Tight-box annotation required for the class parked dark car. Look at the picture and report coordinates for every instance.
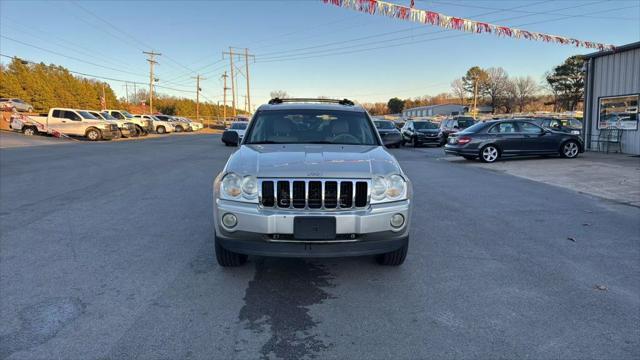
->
[444,119,584,163]
[528,117,583,135]
[438,116,476,146]
[374,120,403,147]
[401,120,441,147]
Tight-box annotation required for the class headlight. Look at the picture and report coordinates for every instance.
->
[219,172,259,202]
[371,174,407,203]
[241,176,258,199]
[221,173,242,198]
[371,176,387,201]
[386,174,406,199]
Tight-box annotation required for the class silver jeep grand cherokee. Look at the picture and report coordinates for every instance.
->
[213,98,412,267]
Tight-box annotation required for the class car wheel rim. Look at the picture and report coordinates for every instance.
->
[564,142,578,157]
[483,147,498,162]
[89,131,97,140]
[24,128,34,135]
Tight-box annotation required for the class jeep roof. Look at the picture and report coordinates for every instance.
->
[256,98,364,113]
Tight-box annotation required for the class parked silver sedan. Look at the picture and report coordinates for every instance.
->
[0,98,34,112]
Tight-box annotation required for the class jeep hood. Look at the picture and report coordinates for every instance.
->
[225,144,403,179]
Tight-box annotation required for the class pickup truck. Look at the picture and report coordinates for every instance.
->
[104,109,153,136]
[133,114,175,134]
[10,108,118,140]
[86,110,137,138]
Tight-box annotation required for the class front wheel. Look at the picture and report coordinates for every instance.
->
[480,145,499,163]
[175,125,183,133]
[157,126,166,134]
[376,242,408,266]
[86,128,101,141]
[412,137,419,148]
[215,238,247,267]
[561,140,580,158]
[23,126,38,136]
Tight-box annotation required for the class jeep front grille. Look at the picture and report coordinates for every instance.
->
[259,179,369,210]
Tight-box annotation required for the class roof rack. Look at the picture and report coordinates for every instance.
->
[268,98,355,106]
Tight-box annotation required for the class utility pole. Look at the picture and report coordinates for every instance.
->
[143,50,161,113]
[124,83,130,104]
[133,82,137,103]
[221,71,229,122]
[223,48,237,117]
[472,75,479,117]
[191,74,206,120]
[243,48,255,114]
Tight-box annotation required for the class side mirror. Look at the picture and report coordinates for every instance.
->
[222,130,239,146]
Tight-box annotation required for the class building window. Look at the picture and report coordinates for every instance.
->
[598,94,639,130]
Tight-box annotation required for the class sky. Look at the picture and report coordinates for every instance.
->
[1,0,639,111]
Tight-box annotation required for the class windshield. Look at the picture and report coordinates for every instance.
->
[414,122,438,130]
[121,111,134,119]
[100,112,116,120]
[374,121,396,129]
[230,122,247,130]
[457,119,476,128]
[245,109,378,145]
[78,111,98,120]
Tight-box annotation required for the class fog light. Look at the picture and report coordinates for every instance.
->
[390,213,405,228]
[222,213,237,228]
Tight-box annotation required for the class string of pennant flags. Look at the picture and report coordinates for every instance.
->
[322,0,615,51]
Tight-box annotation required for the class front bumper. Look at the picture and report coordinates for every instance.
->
[416,135,441,144]
[214,199,411,257]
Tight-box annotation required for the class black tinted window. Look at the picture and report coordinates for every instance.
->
[52,109,63,118]
[230,122,247,130]
[518,122,543,133]
[489,122,517,133]
[374,121,395,129]
[63,111,81,121]
[414,122,438,130]
[246,109,378,145]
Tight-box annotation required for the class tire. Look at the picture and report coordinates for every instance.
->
[215,237,247,267]
[480,145,500,163]
[86,128,101,141]
[23,126,38,136]
[560,140,580,158]
[462,155,476,160]
[157,126,166,134]
[136,125,147,136]
[376,241,408,266]
[412,137,419,148]
[175,125,183,133]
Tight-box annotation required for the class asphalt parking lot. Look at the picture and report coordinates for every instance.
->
[1,134,638,360]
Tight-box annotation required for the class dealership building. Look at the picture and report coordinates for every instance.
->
[402,104,493,118]
[583,41,640,155]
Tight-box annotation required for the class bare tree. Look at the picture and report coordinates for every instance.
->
[450,78,467,105]
[481,67,510,113]
[512,76,538,112]
[269,90,289,99]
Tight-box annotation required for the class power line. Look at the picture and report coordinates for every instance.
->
[1,19,136,71]
[0,35,148,79]
[256,1,623,63]
[429,0,639,21]
[68,0,198,76]
[0,53,196,95]
[254,0,557,58]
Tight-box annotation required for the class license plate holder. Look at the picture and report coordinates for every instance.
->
[294,217,336,240]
